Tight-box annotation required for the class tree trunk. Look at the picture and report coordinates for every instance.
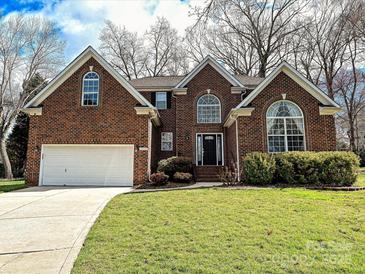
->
[0,138,13,179]
[258,63,266,78]
[348,120,357,152]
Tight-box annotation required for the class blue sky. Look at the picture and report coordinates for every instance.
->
[0,0,195,62]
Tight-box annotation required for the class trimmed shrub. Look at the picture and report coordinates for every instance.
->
[319,152,359,186]
[274,151,359,186]
[157,157,192,177]
[273,152,322,185]
[243,151,359,186]
[173,172,193,183]
[149,172,169,186]
[243,152,276,185]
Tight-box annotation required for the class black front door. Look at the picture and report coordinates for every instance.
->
[203,135,217,165]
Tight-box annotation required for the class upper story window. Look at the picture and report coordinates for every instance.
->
[266,100,305,152]
[82,72,99,106]
[155,92,167,109]
[197,94,221,123]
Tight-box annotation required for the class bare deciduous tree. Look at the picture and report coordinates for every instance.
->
[165,48,190,76]
[290,26,323,85]
[205,26,259,75]
[185,23,259,75]
[191,0,309,77]
[0,14,64,178]
[334,38,365,151]
[184,26,207,65]
[99,20,146,80]
[303,0,354,98]
[145,17,188,76]
[100,17,189,78]
[346,0,365,42]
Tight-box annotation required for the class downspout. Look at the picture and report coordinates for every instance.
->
[235,119,240,181]
[147,119,152,181]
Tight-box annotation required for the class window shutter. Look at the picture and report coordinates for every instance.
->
[151,92,156,106]
[167,92,172,109]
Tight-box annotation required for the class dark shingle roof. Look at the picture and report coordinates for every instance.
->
[129,74,263,89]
[129,76,185,88]
[234,75,263,87]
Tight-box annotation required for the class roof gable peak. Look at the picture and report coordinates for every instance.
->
[174,55,244,88]
[24,46,153,108]
[235,61,340,109]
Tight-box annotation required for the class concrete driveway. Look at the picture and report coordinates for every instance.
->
[0,186,131,274]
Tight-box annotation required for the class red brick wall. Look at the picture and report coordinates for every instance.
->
[26,57,150,186]
[175,64,241,163]
[225,121,238,168]
[237,72,336,156]
[141,91,176,167]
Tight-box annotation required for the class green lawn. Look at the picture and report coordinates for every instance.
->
[73,188,365,273]
[0,180,26,193]
[354,173,365,187]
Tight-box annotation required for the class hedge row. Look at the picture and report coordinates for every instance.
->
[243,151,359,186]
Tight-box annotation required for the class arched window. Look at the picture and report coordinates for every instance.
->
[82,72,99,106]
[266,100,305,152]
[197,94,221,123]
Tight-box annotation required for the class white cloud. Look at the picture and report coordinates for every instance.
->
[26,0,202,61]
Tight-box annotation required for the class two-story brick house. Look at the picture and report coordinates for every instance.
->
[22,46,340,186]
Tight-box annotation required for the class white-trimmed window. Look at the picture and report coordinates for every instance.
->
[267,100,305,152]
[82,72,99,106]
[161,132,173,151]
[197,94,221,123]
[156,92,167,109]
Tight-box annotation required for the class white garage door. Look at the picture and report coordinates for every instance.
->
[41,145,134,186]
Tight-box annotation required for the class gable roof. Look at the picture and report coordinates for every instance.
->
[174,55,245,88]
[234,75,263,88]
[130,76,185,89]
[236,61,340,109]
[129,74,263,90]
[24,46,153,108]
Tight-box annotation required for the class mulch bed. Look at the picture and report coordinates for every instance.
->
[0,178,24,182]
[135,181,365,192]
[220,183,365,191]
[306,186,365,191]
[136,181,195,190]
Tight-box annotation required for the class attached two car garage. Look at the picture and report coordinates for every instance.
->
[40,145,134,187]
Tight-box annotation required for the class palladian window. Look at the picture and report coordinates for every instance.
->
[197,94,221,123]
[266,100,305,152]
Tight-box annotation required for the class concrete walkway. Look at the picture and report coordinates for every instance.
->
[0,186,130,274]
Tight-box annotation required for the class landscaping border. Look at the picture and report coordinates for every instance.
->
[306,186,365,191]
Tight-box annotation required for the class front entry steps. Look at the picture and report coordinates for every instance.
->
[194,166,222,182]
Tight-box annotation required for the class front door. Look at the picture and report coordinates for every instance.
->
[196,133,223,166]
[203,135,217,165]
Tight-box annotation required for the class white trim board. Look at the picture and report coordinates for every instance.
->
[235,61,340,109]
[175,55,245,89]
[24,46,153,108]
[223,107,255,128]
[235,120,240,181]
